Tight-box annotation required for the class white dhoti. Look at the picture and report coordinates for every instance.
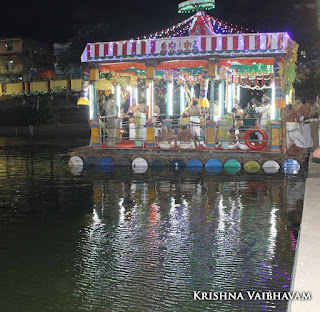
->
[158,141,174,149]
[301,122,313,149]
[140,113,147,141]
[190,116,201,139]
[237,142,249,150]
[286,122,304,149]
[177,141,196,149]
[134,113,147,141]
[129,123,136,140]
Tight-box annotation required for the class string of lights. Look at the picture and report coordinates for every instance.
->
[134,15,194,40]
[209,15,257,34]
[130,11,257,40]
[2,88,69,97]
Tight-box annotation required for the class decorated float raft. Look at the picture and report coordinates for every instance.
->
[70,1,307,172]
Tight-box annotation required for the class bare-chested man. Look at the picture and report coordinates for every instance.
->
[153,103,160,123]
[157,126,175,149]
[188,100,201,139]
[176,125,198,149]
[285,104,304,150]
[137,99,149,114]
[299,97,313,149]
[135,99,149,141]
[125,99,138,117]
[103,94,118,147]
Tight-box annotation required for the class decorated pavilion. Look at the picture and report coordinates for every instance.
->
[77,0,298,153]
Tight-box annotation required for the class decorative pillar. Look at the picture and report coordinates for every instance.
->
[273,60,286,121]
[271,122,281,151]
[198,69,209,108]
[166,82,173,118]
[145,61,158,120]
[219,80,225,118]
[206,120,217,147]
[164,70,173,119]
[89,68,101,147]
[208,61,218,121]
[179,84,185,117]
[92,80,98,120]
[115,83,121,117]
[146,120,155,147]
[209,78,215,120]
[146,79,154,121]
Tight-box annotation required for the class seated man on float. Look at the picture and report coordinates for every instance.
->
[176,125,198,149]
[156,126,176,149]
[237,128,250,150]
[228,129,238,149]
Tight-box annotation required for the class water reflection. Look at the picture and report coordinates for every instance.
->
[0,142,306,312]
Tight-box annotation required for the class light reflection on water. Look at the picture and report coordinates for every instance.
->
[0,141,305,312]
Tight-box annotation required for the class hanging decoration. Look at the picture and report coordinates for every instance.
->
[198,69,210,107]
[129,11,256,40]
[273,61,286,108]
[77,66,90,106]
[189,12,214,35]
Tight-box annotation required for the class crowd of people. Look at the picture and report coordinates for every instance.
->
[286,96,319,152]
[97,91,320,152]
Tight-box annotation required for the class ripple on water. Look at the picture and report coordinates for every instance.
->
[0,143,306,312]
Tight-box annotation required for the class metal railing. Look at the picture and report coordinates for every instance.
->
[98,114,280,151]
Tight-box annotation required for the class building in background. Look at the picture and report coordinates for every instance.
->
[291,0,320,67]
[53,42,82,78]
[0,38,54,82]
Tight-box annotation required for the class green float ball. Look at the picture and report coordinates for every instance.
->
[224,159,241,175]
[244,161,261,174]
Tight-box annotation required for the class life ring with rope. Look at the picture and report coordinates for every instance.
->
[244,127,268,150]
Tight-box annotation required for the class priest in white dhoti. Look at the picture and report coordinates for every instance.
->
[286,104,304,149]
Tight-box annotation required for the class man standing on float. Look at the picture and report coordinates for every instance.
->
[104,94,118,147]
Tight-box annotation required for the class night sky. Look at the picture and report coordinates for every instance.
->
[0,0,314,44]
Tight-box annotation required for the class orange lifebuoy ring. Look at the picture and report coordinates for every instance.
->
[244,127,268,150]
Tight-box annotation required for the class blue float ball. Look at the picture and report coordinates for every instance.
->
[205,159,223,169]
[186,159,203,168]
[100,157,114,166]
[169,159,186,169]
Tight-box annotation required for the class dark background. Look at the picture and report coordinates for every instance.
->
[0,0,316,43]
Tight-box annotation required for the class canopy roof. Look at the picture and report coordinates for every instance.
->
[81,32,291,64]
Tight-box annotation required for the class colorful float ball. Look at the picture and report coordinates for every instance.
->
[205,159,223,169]
[169,159,186,170]
[132,157,148,173]
[205,159,223,174]
[186,159,203,168]
[244,161,261,174]
[224,159,241,175]
[262,160,280,174]
[69,156,83,169]
[100,157,114,166]
[69,156,83,175]
[282,159,300,174]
